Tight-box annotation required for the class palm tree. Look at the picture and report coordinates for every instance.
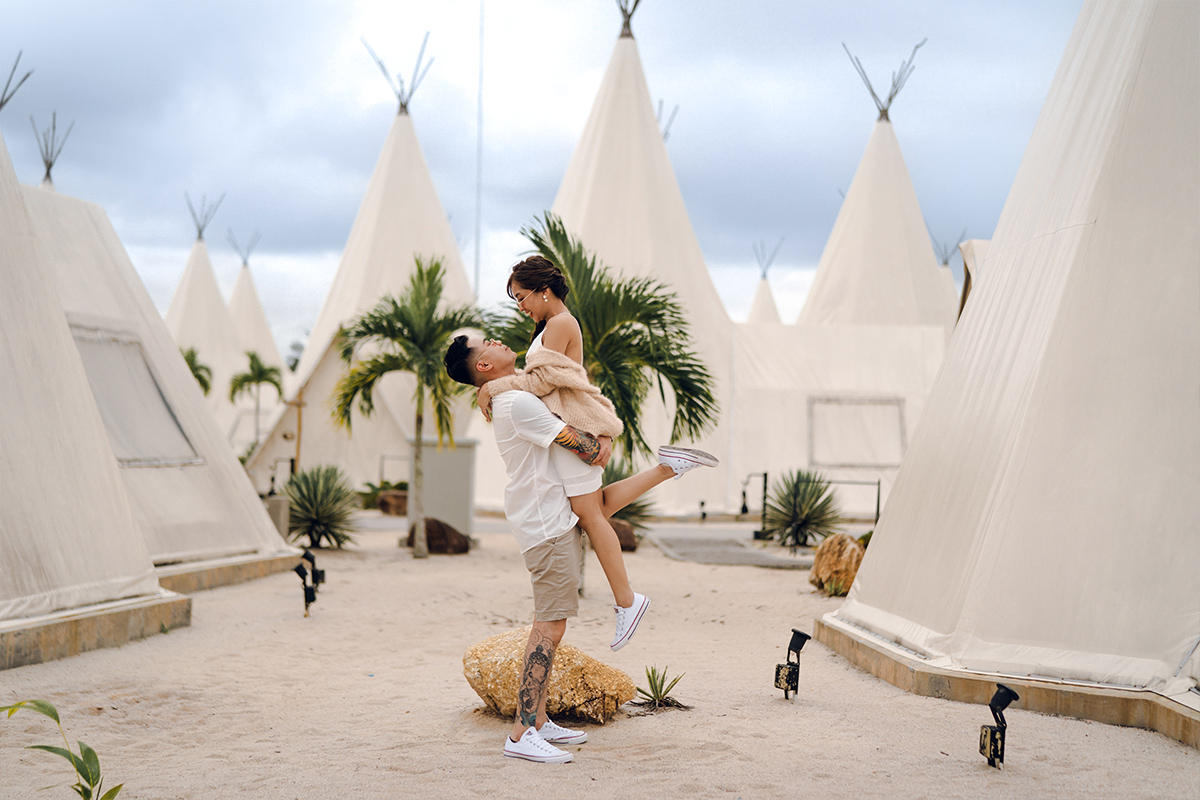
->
[229,351,284,448]
[181,347,212,396]
[487,213,718,458]
[332,257,481,558]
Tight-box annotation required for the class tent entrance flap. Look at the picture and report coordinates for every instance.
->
[72,329,201,467]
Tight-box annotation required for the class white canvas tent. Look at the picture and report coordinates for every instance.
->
[0,119,165,625]
[797,44,956,332]
[165,197,248,449]
[475,3,736,515]
[247,48,474,495]
[21,182,295,571]
[226,231,286,449]
[746,277,782,324]
[827,0,1199,705]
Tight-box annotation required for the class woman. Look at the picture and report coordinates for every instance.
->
[479,255,718,650]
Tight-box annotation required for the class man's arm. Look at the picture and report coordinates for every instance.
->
[553,424,611,468]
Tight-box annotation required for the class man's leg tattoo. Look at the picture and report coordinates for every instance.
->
[517,629,557,730]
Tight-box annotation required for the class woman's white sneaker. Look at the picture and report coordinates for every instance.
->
[537,719,588,745]
[503,727,573,763]
[611,592,651,651]
[657,446,719,479]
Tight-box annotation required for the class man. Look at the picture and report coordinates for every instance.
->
[445,334,712,763]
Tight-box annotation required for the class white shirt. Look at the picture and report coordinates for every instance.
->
[490,390,579,553]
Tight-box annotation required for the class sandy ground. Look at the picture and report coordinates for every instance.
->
[1,513,1197,799]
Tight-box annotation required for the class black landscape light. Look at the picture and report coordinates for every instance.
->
[775,628,811,699]
[302,550,325,591]
[979,684,1020,769]
[293,563,316,617]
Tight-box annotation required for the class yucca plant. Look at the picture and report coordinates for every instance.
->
[763,469,842,550]
[634,666,690,710]
[285,465,358,549]
[2,699,123,799]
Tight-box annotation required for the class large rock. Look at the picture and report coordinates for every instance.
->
[611,518,639,552]
[809,533,865,595]
[407,518,470,554]
[463,627,635,723]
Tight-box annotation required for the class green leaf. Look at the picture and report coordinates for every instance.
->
[100,785,124,800]
[27,743,78,765]
[78,740,101,786]
[2,698,61,723]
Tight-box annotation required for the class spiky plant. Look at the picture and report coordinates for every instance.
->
[180,347,211,396]
[763,469,842,550]
[285,465,358,549]
[486,213,718,459]
[634,666,690,710]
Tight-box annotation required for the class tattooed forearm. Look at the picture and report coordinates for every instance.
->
[554,425,601,465]
[516,629,557,729]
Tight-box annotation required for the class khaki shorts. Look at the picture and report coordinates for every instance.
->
[522,526,583,621]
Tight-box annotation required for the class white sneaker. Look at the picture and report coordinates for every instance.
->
[611,592,651,651]
[538,719,588,745]
[657,446,719,480]
[503,727,573,763]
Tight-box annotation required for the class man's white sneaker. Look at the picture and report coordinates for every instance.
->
[538,719,588,745]
[657,446,719,480]
[503,727,573,763]
[611,592,651,651]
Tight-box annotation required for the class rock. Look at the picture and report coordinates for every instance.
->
[611,518,639,552]
[377,490,407,516]
[463,627,635,723]
[809,533,865,596]
[407,518,470,554]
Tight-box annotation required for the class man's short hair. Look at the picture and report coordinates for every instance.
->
[444,335,479,386]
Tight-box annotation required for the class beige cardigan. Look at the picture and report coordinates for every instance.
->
[487,347,624,438]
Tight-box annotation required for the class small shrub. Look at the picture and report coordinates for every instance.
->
[763,469,842,550]
[603,458,654,533]
[2,699,123,799]
[358,480,409,510]
[285,465,358,549]
[632,666,691,711]
[825,578,849,597]
[858,530,873,549]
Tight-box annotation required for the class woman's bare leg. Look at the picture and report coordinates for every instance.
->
[568,490,634,608]
[599,464,675,518]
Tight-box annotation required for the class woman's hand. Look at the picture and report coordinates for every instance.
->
[477,383,493,422]
[594,435,613,469]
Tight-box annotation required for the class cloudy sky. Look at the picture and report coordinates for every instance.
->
[2,0,1081,352]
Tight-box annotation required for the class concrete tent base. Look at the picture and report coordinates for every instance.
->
[814,613,1200,750]
[0,592,191,671]
[156,551,301,595]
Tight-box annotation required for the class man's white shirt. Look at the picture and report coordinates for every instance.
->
[490,391,579,553]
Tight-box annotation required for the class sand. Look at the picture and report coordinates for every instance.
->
[2,513,1196,799]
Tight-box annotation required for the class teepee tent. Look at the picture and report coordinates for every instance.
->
[226,230,286,449]
[511,0,735,514]
[956,238,990,318]
[826,0,1199,713]
[746,239,783,324]
[21,179,295,574]
[797,42,956,331]
[0,73,170,637]
[247,37,474,494]
[165,194,246,446]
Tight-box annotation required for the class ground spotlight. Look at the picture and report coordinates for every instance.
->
[293,563,316,617]
[775,628,811,699]
[980,683,1020,769]
[302,550,325,591]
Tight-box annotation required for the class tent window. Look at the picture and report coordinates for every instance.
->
[72,332,200,467]
[808,398,906,469]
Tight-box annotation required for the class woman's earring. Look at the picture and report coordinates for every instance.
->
[542,294,548,302]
